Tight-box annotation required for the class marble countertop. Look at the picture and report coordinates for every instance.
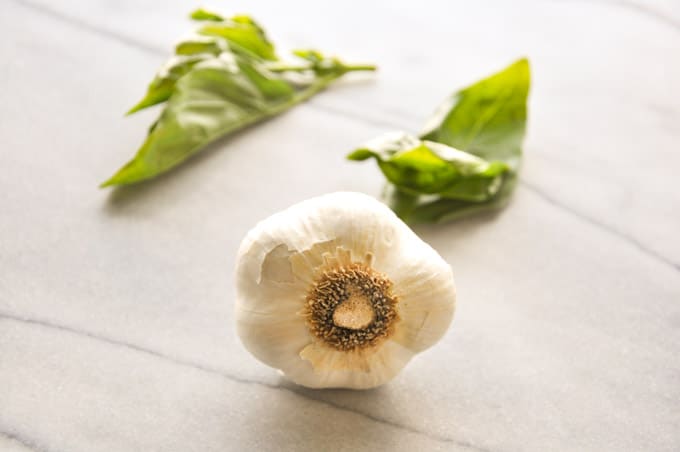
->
[2,1,679,451]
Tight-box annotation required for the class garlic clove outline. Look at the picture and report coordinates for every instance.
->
[235,192,456,389]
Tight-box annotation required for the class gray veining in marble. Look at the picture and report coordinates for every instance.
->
[1,1,679,451]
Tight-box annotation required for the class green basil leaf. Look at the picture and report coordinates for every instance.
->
[103,11,375,187]
[292,49,325,64]
[384,173,518,224]
[103,56,294,187]
[420,58,530,170]
[190,8,225,22]
[292,49,376,75]
[347,58,530,223]
[197,15,277,61]
[349,132,508,202]
[175,35,225,56]
[126,54,210,114]
[129,12,279,115]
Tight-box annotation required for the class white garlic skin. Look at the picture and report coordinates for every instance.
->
[235,192,455,389]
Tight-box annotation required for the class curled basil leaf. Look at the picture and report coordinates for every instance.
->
[382,174,518,224]
[348,132,508,202]
[348,58,530,223]
[102,9,375,187]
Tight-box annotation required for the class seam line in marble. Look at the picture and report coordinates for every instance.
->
[592,0,680,32]
[308,102,417,130]
[0,312,487,451]
[285,388,489,452]
[0,430,43,452]
[12,0,166,56]
[519,181,680,271]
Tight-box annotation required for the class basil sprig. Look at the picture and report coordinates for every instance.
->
[102,9,375,187]
[348,59,530,223]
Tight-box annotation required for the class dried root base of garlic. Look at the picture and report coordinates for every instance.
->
[234,192,456,389]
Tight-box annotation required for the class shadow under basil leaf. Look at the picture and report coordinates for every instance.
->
[384,172,518,226]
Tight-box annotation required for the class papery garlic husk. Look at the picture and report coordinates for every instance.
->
[235,192,456,389]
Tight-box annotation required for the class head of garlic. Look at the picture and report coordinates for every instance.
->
[235,192,456,389]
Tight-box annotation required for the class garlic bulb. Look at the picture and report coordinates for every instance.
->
[235,192,456,389]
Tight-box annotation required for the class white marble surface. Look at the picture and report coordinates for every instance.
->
[1,0,679,451]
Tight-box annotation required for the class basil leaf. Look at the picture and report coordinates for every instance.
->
[127,12,280,116]
[292,49,376,75]
[383,173,518,224]
[348,132,508,202]
[126,54,209,114]
[196,15,277,61]
[104,57,295,187]
[347,58,529,223]
[190,9,225,21]
[103,11,375,187]
[421,58,530,170]
[175,35,225,56]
